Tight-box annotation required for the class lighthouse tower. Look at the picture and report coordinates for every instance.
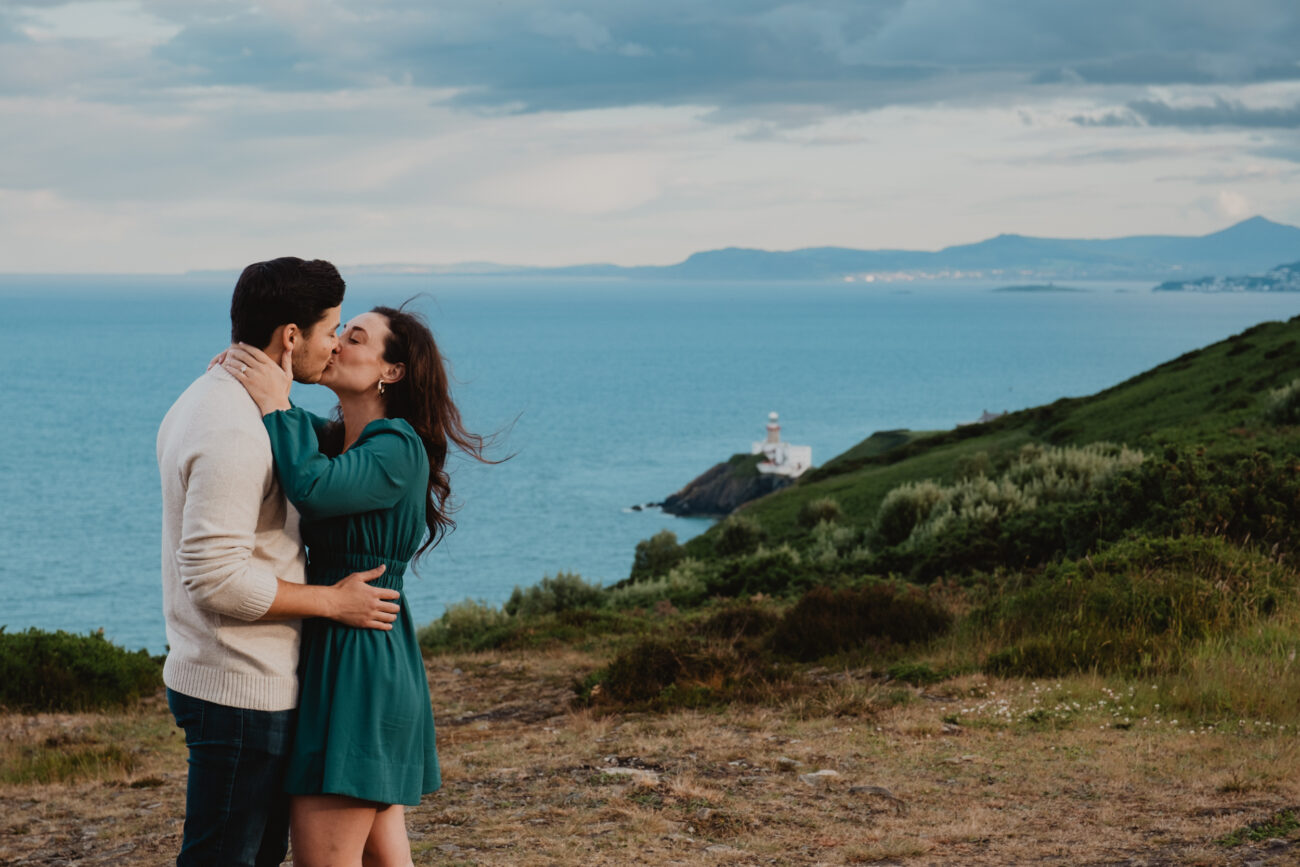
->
[751,411,813,478]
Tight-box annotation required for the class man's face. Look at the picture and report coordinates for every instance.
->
[290,305,341,384]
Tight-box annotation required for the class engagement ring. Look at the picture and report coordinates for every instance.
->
[240,364,248,374]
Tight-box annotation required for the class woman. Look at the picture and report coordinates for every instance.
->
[222,303,490,866]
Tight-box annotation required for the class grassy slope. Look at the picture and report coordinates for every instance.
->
[685,315,1300,553]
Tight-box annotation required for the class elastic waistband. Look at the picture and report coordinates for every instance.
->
[308,553,405,579]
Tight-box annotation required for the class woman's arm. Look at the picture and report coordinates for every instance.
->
[262,410,423,520]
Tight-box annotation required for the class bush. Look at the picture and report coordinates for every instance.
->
[699,602,781,639]
[581,633,788,710]
[874,481,945,547]
[886,660,943,686]
[1266,378,1300,425]
[599,639,686,703]
[0,628,161,712]
[418,600,514,653]
[1003,442,1144,504]
[714,515,766,558]
[798,497,843,528]
[769,583,953,662]
[504,572,605,618]
[874,443,1145,558]
[707,545,818,597]
[806,520,871,567]
[607,559,710,610]
[980,535,1295,677]
[629,530,686,582]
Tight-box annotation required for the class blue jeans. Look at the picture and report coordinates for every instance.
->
[167,689,295,867]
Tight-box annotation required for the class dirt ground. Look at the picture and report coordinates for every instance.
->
[2,650,1298,866]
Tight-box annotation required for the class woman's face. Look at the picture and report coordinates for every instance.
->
[319,311,397,396]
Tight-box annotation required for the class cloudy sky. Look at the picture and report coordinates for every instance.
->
[3,0,1300,272]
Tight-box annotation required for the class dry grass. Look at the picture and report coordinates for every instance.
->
[2,650,1299,865]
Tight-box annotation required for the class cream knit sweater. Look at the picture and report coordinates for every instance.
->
[157,365,307,711]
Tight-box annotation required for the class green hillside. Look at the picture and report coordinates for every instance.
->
[689,315,1300,553]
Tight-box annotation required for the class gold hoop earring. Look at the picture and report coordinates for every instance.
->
[377,380,386,396]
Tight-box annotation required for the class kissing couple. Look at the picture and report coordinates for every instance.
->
[158,257,493,866]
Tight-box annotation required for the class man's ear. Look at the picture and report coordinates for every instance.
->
[281,324,299,355]
[384,362,406,385]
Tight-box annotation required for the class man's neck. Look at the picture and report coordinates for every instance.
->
[262,344,287,367]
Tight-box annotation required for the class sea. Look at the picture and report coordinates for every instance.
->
[3,275,1298,653]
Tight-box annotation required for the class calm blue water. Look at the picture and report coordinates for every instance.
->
[2,275,1298,652]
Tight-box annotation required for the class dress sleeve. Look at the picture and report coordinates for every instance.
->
[262,408,423,521]
[305,410,332,437]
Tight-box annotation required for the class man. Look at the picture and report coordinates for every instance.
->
[158,257,400,867]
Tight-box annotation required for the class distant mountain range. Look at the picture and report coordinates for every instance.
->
[1156,259,1300,292]
[339,216,1300,283]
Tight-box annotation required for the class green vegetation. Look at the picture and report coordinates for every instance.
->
[1,742,139,785]
[0,628,161,713]
[629,529,686,582]
[1218,809,1300,847]
[980,536,1292,677]
[725,452,765,479]
[713,514,766,558]
[422,314,1300,724]
[768,582,952,662]
[797,496,842,528]
[1266,377,1300,425]
[504,572,605,618]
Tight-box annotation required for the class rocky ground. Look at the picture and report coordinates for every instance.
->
[2,650,1299,866]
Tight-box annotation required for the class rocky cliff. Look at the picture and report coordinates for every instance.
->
[659,453,794,517]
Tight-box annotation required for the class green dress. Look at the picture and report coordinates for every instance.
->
[263,407,440,806]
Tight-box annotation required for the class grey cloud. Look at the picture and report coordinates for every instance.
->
[1071,98,1300,130]
[1129,97,1300,128]
[5,0,1300,116]
[1009,145,1201,166]
[1071,111,1142,127]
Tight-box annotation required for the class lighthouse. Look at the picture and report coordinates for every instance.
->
[751,412,812,478]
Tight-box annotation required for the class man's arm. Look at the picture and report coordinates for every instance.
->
[259,568,400,631]
[176,428,398,628]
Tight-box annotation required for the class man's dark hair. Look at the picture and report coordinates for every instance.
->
[229,257,346,347]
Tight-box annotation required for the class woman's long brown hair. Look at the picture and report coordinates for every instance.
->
[320,301,499,559]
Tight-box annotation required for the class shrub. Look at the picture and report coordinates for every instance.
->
[980,535,1295,677]
[886,660,943,686]
[599,639,686,703]
[707,545,817,597]
[418,600,514,653]
[504,572,605,618]
[769,583,953,662]
[1265,377,1300,425]
[0,628,161,712]
[1003,442,1144,504]
[806,520,871,567]
[953,450,994,481]
[714,515,766,558]
[507,609,645,648]
[798,497,843,528]
[699,602,781,639]
[874,481,945,547]
[629,530,685,582]
[581,634,788,710]
[607,559,710,610]
[876,443,1145,558]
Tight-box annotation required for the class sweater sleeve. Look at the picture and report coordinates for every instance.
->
[262,408,422,521]
[174,426,280,621]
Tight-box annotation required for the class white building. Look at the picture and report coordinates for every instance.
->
[751,412,812,477]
